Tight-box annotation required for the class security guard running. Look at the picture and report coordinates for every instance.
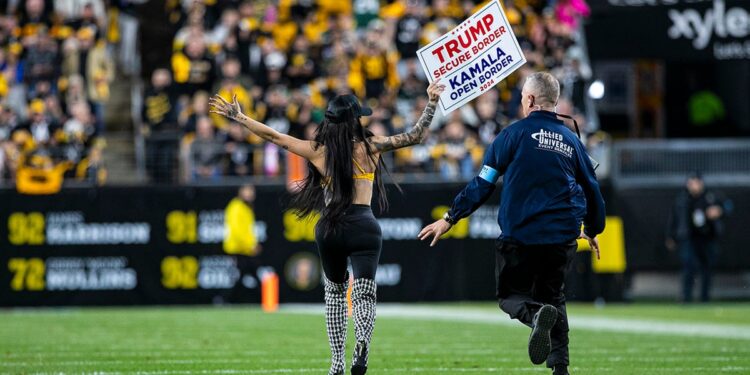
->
[419,72,606,375]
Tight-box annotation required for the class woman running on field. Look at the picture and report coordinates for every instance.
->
[210,81,445,375]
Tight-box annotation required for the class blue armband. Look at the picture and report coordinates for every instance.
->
[478,165,499,183]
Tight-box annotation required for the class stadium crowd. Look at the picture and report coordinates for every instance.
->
[142,0,595,183]
[0,0,129,191]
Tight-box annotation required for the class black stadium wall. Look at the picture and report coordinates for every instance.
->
[1,183,748,306]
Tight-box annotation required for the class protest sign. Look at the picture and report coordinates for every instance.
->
[417,0,527,114]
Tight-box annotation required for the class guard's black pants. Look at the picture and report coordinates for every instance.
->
[496,239,578,368]
[315,205,382,283]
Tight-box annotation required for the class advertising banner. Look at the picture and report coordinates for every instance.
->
[417,0,526,113]
[8,183,749,306]
[587,0,750,60]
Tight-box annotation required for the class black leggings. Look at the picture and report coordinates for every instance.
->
[315,205,382,283]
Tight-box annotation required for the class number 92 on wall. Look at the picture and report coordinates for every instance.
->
[160,256,243,290]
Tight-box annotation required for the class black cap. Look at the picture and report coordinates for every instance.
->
[326,94,372,122]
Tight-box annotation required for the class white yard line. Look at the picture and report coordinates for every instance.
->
[283,304,750,340]
[26,367,750,375]
[28,370,326,375]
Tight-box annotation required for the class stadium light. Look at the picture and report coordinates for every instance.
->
[588,80,605,100]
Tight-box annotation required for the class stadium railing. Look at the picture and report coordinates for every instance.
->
[612,139,750,188]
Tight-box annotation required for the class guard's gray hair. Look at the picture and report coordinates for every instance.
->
[524,72,560,107]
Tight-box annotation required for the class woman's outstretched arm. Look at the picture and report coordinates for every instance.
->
[368,80,445,153]
[209,94,321,161]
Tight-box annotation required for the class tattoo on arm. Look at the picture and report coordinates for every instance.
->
[373,102,436,152]
[226,106,239,121]
[235,113,291,150]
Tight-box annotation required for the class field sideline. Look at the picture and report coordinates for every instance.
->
[1,303,749,374]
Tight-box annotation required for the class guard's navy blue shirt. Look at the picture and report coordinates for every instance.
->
[448,110,605,245]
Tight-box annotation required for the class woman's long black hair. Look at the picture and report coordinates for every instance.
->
[288,96,395,236]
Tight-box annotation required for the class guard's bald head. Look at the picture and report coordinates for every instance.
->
[523,72,560,107]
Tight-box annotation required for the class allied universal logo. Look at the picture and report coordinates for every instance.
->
[531,129,573,158]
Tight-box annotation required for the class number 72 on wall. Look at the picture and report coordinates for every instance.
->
[7,258,46,291]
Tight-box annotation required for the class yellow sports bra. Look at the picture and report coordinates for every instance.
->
[352,159,375,181]
[321,159,375,186]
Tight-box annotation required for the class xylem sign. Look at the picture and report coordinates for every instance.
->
[668,0,750,49]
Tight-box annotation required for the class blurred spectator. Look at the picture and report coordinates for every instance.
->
[475,90,508,145]
[394,0,425,68]
[285,35,317,89]
[23,34,58,91]
[262,50,287,89]
[556,97,586,139]
[212,57,253,130]
[208,7,240,48]
[258,85,291,176]
[224,122,256,177]
[55,0,107,25]
[396,59,428,118]
[16,99,57,146]
[189,116,223,181]
[142,68,180,183]
[64,74,87,109]
[142,69,176,134]
[350,29,399,99]
[172,38,215,95]
[558,57,588,114]
[666,173,731,303]
[0,104,17,184]
[84,32,114,134]
[113,0,141,76]
[288,89,316,138]
[75,143,106,185]
[0,104,19,140]
[431,120,482,180]
[179,91,210,134]
[63,101,94,140]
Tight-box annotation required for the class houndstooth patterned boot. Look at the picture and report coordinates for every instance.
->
[351,278,377,375]
[324,276,349,375]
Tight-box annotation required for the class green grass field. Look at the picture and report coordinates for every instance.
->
[2,303,750,374]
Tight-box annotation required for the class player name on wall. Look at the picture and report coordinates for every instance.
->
[0,185,506,306]
[417,0,526,113]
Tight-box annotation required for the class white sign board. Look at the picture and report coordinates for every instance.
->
[417,0,527,114]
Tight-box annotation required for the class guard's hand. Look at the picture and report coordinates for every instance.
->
[426,79,446,103]
[579,230,600,260]
[418,219,452,247]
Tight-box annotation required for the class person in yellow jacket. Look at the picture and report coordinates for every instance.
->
[223,184,260,256]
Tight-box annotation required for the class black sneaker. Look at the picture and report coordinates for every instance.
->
[552,365,569,375]
[528,305,558,365]
[351,341,368,375]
